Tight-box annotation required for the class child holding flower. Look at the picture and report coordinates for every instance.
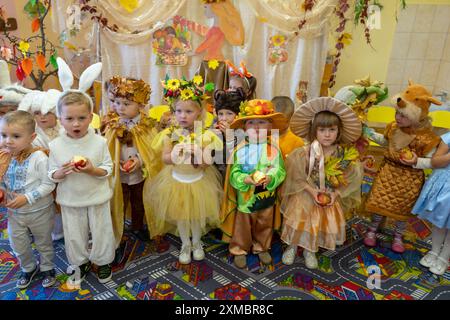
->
[145,76,223,264]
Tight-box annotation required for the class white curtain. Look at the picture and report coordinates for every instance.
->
[51,0,337,113]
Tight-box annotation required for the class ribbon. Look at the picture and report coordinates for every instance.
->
[307,140,325,191]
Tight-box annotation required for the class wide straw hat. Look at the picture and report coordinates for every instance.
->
[230,99,288,130]
[290,97,362,143]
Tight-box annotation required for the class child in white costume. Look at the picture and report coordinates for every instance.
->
[48,58,115,285]
[18,89,64,241]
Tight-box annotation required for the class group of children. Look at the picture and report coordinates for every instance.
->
[0,57,448,292]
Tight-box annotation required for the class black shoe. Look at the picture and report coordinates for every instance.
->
[97,264,112,283]
[114,242,128,265]
[41,269,56,288]
[66,262,91,287]
[132,229,150,242]
[16,266,39,289]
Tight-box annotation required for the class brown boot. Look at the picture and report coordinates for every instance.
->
[258,251,272,265]
[234,255,247,269]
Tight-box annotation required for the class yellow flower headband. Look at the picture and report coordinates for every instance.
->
[109,76,151,105]
[162,75,214,106]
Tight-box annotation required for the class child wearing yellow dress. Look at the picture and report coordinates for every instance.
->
[145,76,223,264]
[281,97,363,268]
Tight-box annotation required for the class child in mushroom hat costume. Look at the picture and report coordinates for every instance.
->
[220,99,287,269]
[280,97,363,268]
[363,81,442,253]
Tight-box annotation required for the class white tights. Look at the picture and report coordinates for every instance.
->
[177,221,202,247]
[431,226,450,262]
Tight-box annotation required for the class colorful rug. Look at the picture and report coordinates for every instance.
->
[0,206,449,300]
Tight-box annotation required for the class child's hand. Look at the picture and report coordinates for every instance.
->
[244,175,257,185]
[257,175,272,189]
[53,161,76,180]
[399,152,418,166]
[120,157,140,174]
[325,192,338,207]
[6,193,28,209]
[75,158,95,175]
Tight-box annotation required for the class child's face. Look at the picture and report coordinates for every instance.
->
[59,103,93,139]
[316,125,339,147]
[115,97,142,120]
[395,111,414,128]
[174,100,202,129]
[217,109,237,124]
[245,119,272,142]
[0,105,18,118]
[107,89,118,112]
[229,78,247,95]
[0,122,36,156]
[33,111,57,130]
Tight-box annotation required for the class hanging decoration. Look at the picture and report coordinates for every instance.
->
[152,16,192,66]
[2,0,59,89]
[119,0,139,13]
[268,34,288,65]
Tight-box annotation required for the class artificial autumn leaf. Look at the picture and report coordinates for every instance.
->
[204,82,215,92]
[31,18,40,32]
[24,0,46,18]
[49,54,58,69]
[16,64,26,81]
[36,53,46,71]
[18,41,30,55]
[119,0,139,13]
[21,58,33,76]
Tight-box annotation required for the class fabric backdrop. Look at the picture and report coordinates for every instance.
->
[51,0,337,114]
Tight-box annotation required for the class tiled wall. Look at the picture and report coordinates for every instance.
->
[385,4,450,104]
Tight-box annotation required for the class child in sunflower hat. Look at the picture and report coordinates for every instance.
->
[280,97,363,268]
[102,76,158,264]
[145,75,224,265]
[220,99,287,269]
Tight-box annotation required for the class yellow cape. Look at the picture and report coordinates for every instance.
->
[219,141,283,243]
[104,112,159,246]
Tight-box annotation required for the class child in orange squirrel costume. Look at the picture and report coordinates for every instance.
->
[363,81,442,253]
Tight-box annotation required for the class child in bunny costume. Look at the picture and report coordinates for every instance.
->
[48,58,115,285]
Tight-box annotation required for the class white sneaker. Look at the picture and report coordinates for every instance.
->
[179,244,191,264]
[419,251,438,268]
[282,245,296,265]
[303,250,318,269]
[192,242,205,261]
[429,256,449,276]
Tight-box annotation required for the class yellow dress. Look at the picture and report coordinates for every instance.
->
[280,146,362,252]
[144,129,224,236]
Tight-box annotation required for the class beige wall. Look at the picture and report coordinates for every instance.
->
[332,0,450,98]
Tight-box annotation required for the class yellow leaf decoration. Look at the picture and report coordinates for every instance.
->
[340,33,353,46]
[208,59,219,70]
[193,75,203,86]
[119,0,139,13]
[18,41,30,55]
[343,146,359,161]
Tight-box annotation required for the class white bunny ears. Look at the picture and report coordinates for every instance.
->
[0,59,32,106]
[18,89,61,115]
[56,57,102,116]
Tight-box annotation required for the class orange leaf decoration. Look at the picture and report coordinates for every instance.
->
[31,18,40,33]
[21,58,33,76]
[36,53,46,72]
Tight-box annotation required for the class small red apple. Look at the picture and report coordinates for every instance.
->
[72,156,87,169]
[0,189,4,203]
[122,159,135,173]
[317,192,331,206]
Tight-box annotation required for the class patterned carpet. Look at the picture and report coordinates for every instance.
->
[0,207,449,300]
